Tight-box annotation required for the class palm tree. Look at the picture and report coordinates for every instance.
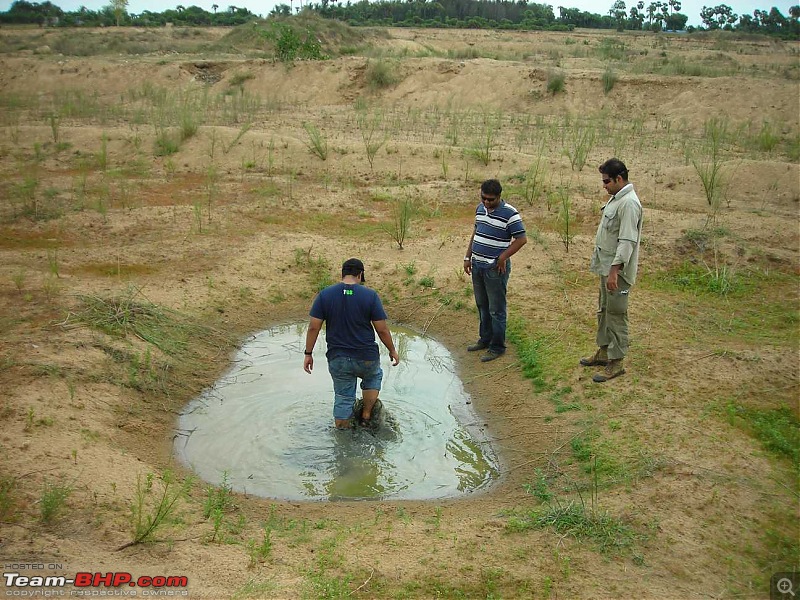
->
[212,3,218,12]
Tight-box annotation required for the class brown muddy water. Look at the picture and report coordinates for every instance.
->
[174,323,500,501]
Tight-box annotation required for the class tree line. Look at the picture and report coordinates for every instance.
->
[1,0,798,37]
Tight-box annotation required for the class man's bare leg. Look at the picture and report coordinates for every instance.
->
[334,418,352,429]
[361,389,379,421]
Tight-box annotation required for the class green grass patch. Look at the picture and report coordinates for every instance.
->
[71,288,217,356]
[725,402,800,471]
[507,316,549,392]
[506,500,638,555]
[652,262,746,296]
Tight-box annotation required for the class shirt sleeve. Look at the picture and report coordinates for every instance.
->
[613,240,635,266]
[370,291,388,322]
[309,293,325,320]
[617,201,641,243]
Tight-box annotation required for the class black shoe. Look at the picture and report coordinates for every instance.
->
[480,351,503,362]
[467,341,489,352]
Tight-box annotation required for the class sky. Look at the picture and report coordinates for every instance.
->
[0,0,789,27]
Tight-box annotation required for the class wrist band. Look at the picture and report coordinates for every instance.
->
[304,350,313,356]
[464,257,470,261]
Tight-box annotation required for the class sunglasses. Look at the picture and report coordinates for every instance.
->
[480,194,500,202]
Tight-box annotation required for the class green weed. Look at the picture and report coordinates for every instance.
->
[507,500,636,554]
[602,67,617,94]
[303,122,328,161]
[725,403,799,470]
[246,527,273,567]
[71,287,220,356]
[365,58,399,90]
[383,197,415,250]
[40,479,72,523]
[546,70,565,95]
[507,317,549,392]
[124,470,192,550]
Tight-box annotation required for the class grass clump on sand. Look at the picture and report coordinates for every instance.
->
[506,498,639,556]
[68,287,220,357]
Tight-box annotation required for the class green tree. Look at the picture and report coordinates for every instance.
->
[110,0,127,25]
[700,3,738,29]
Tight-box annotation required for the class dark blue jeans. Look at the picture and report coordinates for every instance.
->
[471,261,511,354]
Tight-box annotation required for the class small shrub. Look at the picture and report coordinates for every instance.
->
[752,121,780,154]
[602,68,617,94]
[123,470,192,550]
[546,70,565,95]
[246,527,272,567]
[384,197,415,250]
[40,480,72,523]
[303,122,328,161]
[366,59,399,90]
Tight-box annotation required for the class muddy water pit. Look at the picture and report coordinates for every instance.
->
[175,323,500,501]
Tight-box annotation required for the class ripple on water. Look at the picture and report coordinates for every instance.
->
[175,323,499,501]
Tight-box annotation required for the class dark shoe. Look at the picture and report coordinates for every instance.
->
[480,351,503,362]
[592,359,625,383]
[580,346,609,367]
[467,341,489,352]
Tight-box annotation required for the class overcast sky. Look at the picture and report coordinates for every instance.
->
[0,0,789,27]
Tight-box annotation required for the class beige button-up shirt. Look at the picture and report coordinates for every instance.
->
[590,184,643,285]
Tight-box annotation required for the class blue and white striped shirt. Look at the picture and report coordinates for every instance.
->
[471,201,526,267]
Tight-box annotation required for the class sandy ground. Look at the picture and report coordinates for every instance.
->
[0,24,798,600]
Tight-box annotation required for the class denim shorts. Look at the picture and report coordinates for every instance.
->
[327,356,383,420]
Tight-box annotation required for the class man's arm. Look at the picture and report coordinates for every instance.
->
[372,320,400,366]
[463,227,476,275]
[608,201,641,291]
[496,235,527,274]
[303,317,324,374]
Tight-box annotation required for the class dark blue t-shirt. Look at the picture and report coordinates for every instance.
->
[309,283,388,361]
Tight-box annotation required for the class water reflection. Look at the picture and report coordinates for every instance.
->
[174,323,499,501]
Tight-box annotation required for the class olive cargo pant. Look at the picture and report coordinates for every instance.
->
[595,275,632,360]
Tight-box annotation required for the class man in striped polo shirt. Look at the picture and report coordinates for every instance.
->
[463,179,527,362]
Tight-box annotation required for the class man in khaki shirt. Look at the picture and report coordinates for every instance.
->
[581,158,643,383]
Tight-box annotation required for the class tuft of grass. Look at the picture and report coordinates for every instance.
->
[507,317,549,392]
[365,58,400,90]
[303,122,328,161]
[546,70,565,95]
[659,262,744,297]
[507,500,637,554]
[40,479,72,523]
[246,527,273,567]
[293,248,334,292]
[602,67,617,94]
[750,120,780,154]
[70,287,219,356]
[725,403,800,470]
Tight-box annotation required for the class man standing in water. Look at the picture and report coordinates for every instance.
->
[303,258,400,429]
[463,179,527,362]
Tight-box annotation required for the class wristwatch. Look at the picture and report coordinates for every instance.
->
[304,350,313,356]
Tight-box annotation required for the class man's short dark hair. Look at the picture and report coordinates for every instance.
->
[599,158,629,180]
[481,179,502,197]
[342,258,365,282]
